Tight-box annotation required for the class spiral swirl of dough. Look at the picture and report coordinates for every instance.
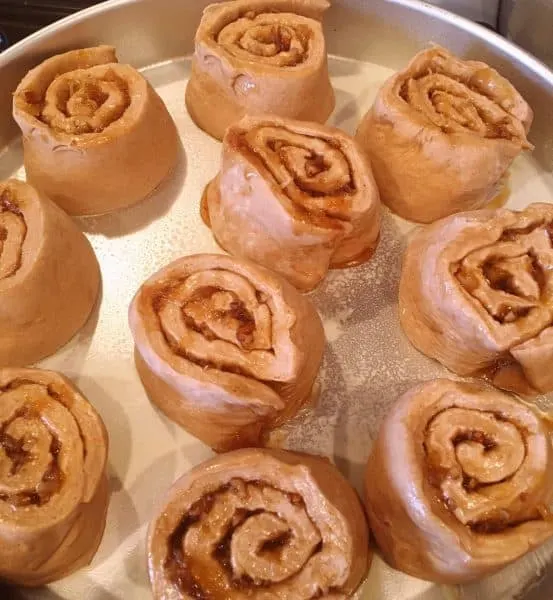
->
[217,12,311,67]
[185,0,335,140]
[129,254,325,451]
[399,203,553,395]
[365,379,553,583]
[13,45,178,215]
[0,369,108,587]
[399,50,531,143]
[148,449,370,599]
[355,46,533,222]
[0,180,100,368]
[205,116,381,291]
[39,68,130,135]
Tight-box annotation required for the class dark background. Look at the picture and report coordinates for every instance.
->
[0,0,499,53]
[0,1,101,50]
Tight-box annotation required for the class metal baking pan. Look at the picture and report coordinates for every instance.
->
[1,0,553,598]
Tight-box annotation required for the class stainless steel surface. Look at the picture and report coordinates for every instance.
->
[427,0,500,26]
[499,0,553,69]
[0,1,553,599]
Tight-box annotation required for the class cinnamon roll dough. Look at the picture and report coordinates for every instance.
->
[356,46,533,223]
[148,448,370,599]
[365,379,553,583]
[13,45,179,215]
[186,0,335,140]
[129,254,325,451]
[0,179,100,367]
[0,368,109,587]
[399,203,553,396]
[204,115,381,291]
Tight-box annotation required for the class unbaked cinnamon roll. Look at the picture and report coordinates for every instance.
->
[0,368,109,587]
[13,45,178,216]
[399,203,553,396]
[204,115,381,291]
[356,46,533,223]
[148,448,370,599]
[365,379,553,583]
[0,179,100,367]
[129,254,325,451]
[186,0,335,141]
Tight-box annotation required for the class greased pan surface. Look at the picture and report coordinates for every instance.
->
[1,1,553,598]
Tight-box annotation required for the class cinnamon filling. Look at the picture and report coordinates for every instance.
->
[0,417,64,507]
[153,276,276,378]
[483,255,543,298]
[399,56,526,142]
[455,222,553,325]
[452,430,497,452]
[0,381,67,508]
[241,24,302,55]
[229,302,257,347]
[166,491,219,600]
[181,286,258,351]
[0,188,27,280]
[65,79,109,114]
[266,135,355,199]
[211,507,280,589]
[230,128,356,230]
[164,481,320,598]
[424,411,541,534]
[259,530,293,553]
[0,429,30,475]
[217,12,311,67]
[502,223,548,240]
[40,69,130,135]
[22,89,44,117]
[0,189,23,215]
[469,515,518,534]
[278,152,355,199]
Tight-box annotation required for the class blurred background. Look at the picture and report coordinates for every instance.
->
[0,0,501,51]
[0,2,552,70]
[0,1,97,50]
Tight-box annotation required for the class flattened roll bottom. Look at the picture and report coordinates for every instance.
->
[203,177,379,272]
[329,232,380,269]
[134,352,273,451]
